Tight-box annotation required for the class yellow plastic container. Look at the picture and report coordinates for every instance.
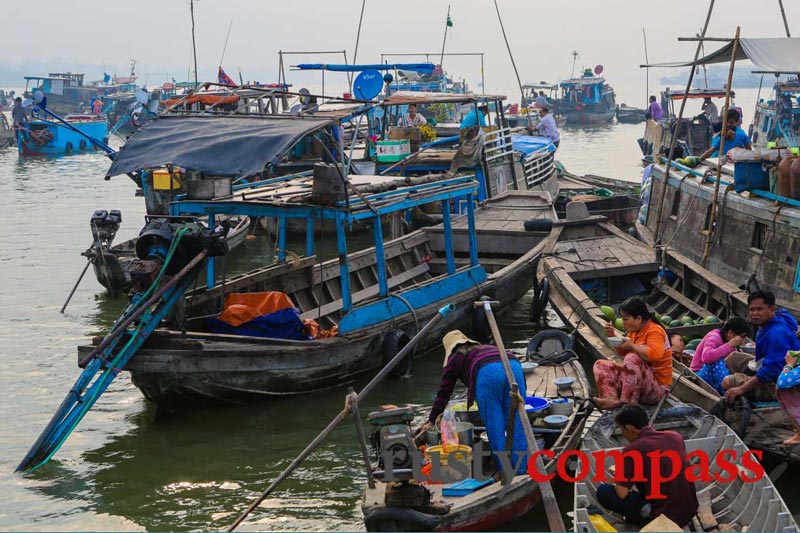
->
[153,170,182,190]
[425,444,473,466]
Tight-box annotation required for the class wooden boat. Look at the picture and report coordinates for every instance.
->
[86,215,251,297]
[361,329,593,532]
[615,104,646,124]
[558,72,616,125]
[574,401,799,532]
[17,114,108,156]
[636,155,800,316]
[77,179,559,407]
[541,214,800,465]
[556,170,642,228]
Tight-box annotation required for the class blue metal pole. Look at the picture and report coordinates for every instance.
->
[207,213,215,289]
[336,212,353,312]
[278,216,287,262]
[306,216,314,257]
[466,193,479,267]
[373,216,388,297]
[475,167,488,202]
[441,199,456,275]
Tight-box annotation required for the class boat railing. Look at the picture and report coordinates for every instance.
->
[523,149,556,187]
[483,126,515,163]
[170,175,484,333]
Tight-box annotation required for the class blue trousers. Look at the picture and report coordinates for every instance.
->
[696,359,730,394]
[596,483,648,526]
[475,359,528,474]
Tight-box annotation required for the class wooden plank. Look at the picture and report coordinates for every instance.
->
[697,490,719,531]
[659,283,714,318]
[299,263,429,320]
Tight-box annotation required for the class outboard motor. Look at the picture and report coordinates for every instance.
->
[89,209,122,248]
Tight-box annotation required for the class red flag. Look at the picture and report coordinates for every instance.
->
[218,66,236,87]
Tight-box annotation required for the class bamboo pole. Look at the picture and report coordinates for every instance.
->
[701,27,740,267]
[651,0,716,243]
[439,5,451,69]
[643,28,650,107]
[778,0,792,37]
[492,0,532,127]
[475,300,566,532]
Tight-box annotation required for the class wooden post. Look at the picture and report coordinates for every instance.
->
[652,0,716,243]
[475,300,566,532]
[701,27,740,267]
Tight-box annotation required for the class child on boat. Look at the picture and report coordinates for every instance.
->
[593,298,672,410]
[777,351,800,445]
[689,317,751,394]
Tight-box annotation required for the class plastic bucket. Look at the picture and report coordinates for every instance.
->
[425,444,473,482]
[525,396,550,417]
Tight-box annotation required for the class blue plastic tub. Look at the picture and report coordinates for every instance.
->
[733,161,769,193]
[525,396,550,413]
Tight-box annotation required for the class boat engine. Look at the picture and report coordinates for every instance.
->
[129,216,228,294]
[368,407,416,481]
[88,209,122,249]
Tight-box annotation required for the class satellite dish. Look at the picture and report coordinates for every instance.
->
[135,88,149,105]
[594,64,604,75]
[353,69,383,100]
[290,103,302,115]
[298,88,311,105]
[33,90,44,104]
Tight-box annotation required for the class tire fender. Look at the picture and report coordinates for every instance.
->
[384,330,413,379]
[64,141,74,154]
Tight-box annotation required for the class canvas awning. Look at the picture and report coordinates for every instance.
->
[295,63,435,74]
[641,37,800,74]
[106,115,333,178]
[382,91,506,106]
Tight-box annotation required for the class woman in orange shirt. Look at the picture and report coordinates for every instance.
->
[593,297,673,410]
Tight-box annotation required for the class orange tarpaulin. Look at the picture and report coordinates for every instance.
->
[161,94,240,108]
[217,292,294,327]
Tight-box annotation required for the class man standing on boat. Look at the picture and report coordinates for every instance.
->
[595,405,698,527]
[723,290,800,403]
[528,106,560,148]
[396,103,427,127]
[702,98,719,124]
[534,91,550,108]
[11,97,27,128]
[645,96,663,121]
[699,110,751,162]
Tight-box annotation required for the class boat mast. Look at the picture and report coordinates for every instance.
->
[190,0,199,89]
[571,50,578,78]
[778,0,792,37]
[651,0,716,243]
[351,0,367,91]
[702,27,741,267]
[492,0,531,126]
[439,4,451,69]
[642,29,649,106]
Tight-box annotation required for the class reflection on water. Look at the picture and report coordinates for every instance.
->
[3,88,798,531]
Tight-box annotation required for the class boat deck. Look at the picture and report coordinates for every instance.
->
[451,190,556,233]
[549,227,657,280]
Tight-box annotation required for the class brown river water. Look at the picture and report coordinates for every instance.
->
[1,87,797,531]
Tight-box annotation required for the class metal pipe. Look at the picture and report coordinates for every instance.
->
[351,0,367,91]
[60,260,91,314]
[652,0,716,243]
[348,387,376,489]
[439,4,451,69]
[225,304,455,532]
[778,0,792,37]
[702,27,740,267]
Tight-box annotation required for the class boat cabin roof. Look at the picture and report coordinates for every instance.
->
[105,114,335,179]
[664,88,728,100]
[382,91,506,106]
[560,76,606,87]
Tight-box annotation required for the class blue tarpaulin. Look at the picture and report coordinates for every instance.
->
[511,135,555,155]
[295,63,435,74]
[207,307,307,340]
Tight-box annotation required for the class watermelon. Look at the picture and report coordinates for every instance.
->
[600,305,616,323]
[686,339,702,350]
[681,316,693,325]
[614,318,625,332]
[704,316,721,324]
[669,320,684,328]
[660,315,673,327]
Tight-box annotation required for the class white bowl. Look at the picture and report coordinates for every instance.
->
[554,376,576,391]
[544,414,569,429]
[522,362,539,375]
[607,336,629,348]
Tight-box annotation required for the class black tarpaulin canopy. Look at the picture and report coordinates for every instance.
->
[641,37,800,74]
[106,115,333,178]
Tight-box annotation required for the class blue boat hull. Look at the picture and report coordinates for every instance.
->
[17,117,108,156]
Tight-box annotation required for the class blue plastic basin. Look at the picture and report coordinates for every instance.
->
[525,396,550,413]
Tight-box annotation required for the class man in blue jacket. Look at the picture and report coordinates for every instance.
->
[723,291,800,403]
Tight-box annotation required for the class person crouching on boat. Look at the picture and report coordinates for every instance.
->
[689,317,751,394]
[723,290,800,404]
[698,109,751,162]
[593,298,672,410]
[419,330,529,474]
[596,405,698,527]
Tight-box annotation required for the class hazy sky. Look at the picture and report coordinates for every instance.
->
[5,0,796,103]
